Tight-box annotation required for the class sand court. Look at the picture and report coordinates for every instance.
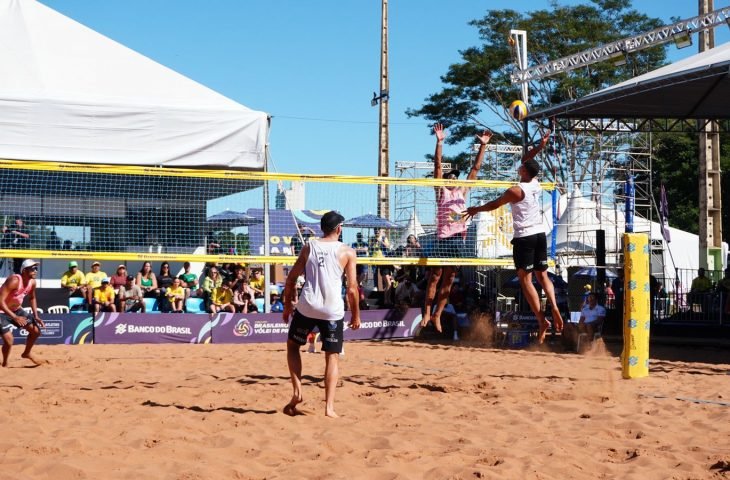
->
[0,340,728,480]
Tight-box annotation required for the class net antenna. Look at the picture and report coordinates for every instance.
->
[509,29,529,103]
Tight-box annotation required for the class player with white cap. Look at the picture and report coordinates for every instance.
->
[0,259,45,366]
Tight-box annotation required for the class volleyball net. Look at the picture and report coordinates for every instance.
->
[0,159,556,269]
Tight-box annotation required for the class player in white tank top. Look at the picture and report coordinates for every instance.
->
[282,211,360,418]
[463,132,564,344]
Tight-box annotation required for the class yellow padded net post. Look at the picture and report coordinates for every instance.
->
[621,233,651,379]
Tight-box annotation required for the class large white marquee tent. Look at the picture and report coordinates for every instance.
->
[0,0,268,168]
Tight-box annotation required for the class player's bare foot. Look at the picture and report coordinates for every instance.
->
[21,353,43,366]
[283,396,304,416]
[431,314,443,333]
[2,359,7,367]
[420,311,431,329]
[537,319,551,344]
[325,407,339,418]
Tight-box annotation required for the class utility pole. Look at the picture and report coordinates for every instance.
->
[377,0,390,219]
[698,0,723,273]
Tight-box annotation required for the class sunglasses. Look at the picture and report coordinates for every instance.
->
[25,266,38,272]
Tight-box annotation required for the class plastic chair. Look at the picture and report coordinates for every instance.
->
[68,297,87,313]
[185,298,206,314]
[143,297,160,313]
[48,305,70,314]
[576,320,604,353]
[254,297,265,312]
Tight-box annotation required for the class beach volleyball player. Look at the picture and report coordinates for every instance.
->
[0,259,45,366]
[463,131,564,343]
[420,123,492,332]
[282,211,360,418]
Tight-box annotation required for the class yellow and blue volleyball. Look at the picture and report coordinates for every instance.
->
[508,100,528,121]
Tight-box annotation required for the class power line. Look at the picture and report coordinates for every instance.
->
[271,114,424,126]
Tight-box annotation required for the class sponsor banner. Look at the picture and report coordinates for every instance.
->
[94,313,212,344]
[11,313,94,345]
[211,308,422,344]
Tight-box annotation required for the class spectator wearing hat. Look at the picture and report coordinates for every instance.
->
[85,261,107,306]
[117,275,145,313]
[0,259,45,366]
[582,284,592,307]
[110,265,128,295]
[93,278,116,313]
[60,261,87,298]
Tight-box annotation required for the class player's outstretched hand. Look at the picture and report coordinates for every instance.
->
[462,206,480,221]
[476,130,493,145]
[434,123,446,143]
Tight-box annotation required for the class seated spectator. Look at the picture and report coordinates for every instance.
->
[234,290,258,313]
[249,269,265,298]
[564,292,606,350]
[201,265,222,312]
[229,264,246,291]
[110,265,128,295]
[60,260,87,298]
[233,277,257,310]
[270,293,284,313]
[689,268,713,309]
[394,270,419,307]
[210,278,235,315]
[118,275,145,313]
[157,262,175,312]
[85,261,107,306]
[178,261,199,307]
[165,277,185,313]
[136,261,158,299]
[94,278,116,313]
[219,263,235,282]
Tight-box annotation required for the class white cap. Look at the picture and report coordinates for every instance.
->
[21,259,39,271]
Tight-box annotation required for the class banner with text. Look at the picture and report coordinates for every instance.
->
[94,313,212,344]
[211,308,422,344]
[11,313,94,345]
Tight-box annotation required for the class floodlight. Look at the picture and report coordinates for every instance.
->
[673,31,693,49]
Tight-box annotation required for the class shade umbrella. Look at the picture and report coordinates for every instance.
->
[572,266,618,280]
[206,209,262,226]
[343,214,400,229]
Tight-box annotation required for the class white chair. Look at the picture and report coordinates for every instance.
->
[48,305,70,314]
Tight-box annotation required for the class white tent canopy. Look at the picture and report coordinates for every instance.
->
[398,212,425,246]
[0,0,268,168]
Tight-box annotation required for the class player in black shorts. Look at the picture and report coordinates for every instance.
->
[463,138,564,343]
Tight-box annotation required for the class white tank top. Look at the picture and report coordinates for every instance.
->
[511,178,544,238]
[296,239,345,320]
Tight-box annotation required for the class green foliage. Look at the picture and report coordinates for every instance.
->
[407,0,667,187]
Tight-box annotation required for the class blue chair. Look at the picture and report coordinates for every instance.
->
[185,298,206,314]
[68,297,87,313]
[254,297,265,313]
[143,297,160,313]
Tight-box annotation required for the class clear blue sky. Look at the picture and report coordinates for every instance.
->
[41,0,727,177]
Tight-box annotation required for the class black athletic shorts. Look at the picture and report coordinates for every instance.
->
[287,310,344,353]
[511,232,548,272]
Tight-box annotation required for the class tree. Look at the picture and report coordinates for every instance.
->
[407,0,667,192]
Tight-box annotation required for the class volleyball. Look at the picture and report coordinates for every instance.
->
[508,100,528,121]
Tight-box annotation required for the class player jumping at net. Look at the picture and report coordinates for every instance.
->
[0,259,45,366]
[282,211,361,418]
[463,131,564,343]
[420,123,492,333]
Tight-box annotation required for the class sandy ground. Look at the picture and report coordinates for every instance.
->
[0,337,729,480]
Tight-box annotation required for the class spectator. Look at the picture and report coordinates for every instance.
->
[46,230,62,250]
[178,261,199,307]
[689,267,713,311]
[60,261,87,298]
[201,265,222,312]
[157,262,175,312]
[93,278,116,313]
[582,284,592,306]
[234,290,258,313]
[118,275,145,313]
[210,279,235,314]
[233,276,257,308]
[604,281,615,309]
[206,231,221,255]
[401,234,423,283]
[3,216,30,274]
[564,292,606,350]
[270,293,284,313]
[136,261,158,298]
[351,232,369,286]
[62,240,73,250]
[229,264,246,291]
[249,269,265,298]
[394,270,419,307]
[369,228,392,291]
[85,261,107,306]
[110,265,128,295]
[290,224,314,257]
[166,277,185,313]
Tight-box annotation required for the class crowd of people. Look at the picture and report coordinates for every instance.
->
[59,260,281,315]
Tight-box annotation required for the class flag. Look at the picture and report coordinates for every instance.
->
[660,183,671,242]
